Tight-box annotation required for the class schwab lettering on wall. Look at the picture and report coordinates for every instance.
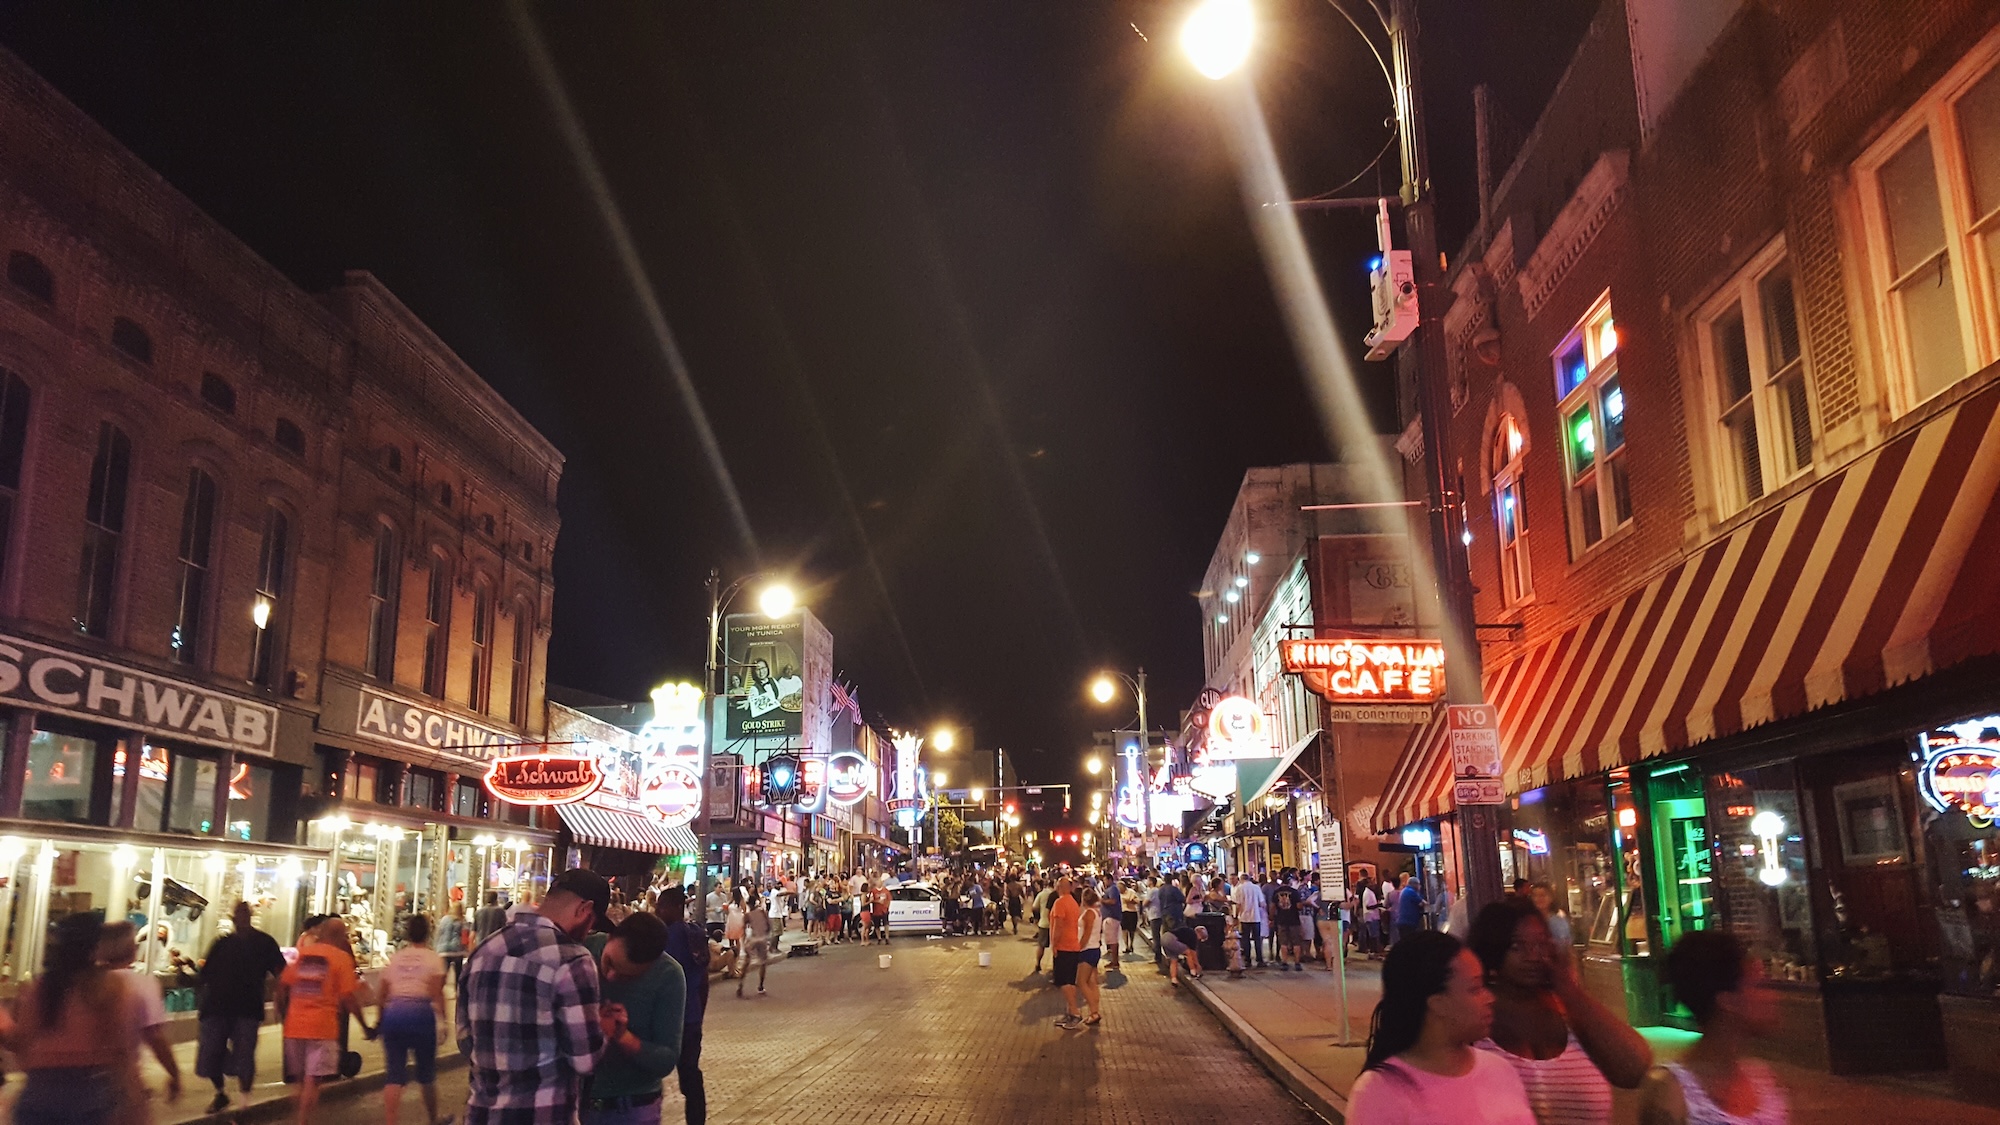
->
[0,631,278,756]
[318,673,514,766]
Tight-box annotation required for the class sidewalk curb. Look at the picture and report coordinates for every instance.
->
[1184,975,1347,1124]
[174,1053,470,1125]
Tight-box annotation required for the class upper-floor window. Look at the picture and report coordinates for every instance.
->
[199,373,236,415]
[421,552,451,699]
[110,318,152,365]
[7,252,52,304]
[1698,245,1815,511]
[509,598,533,725]
[1492,413,1532,605]
[1554,295,1630,553]
[0,370,32,593]
[74,422,131,637]
[435,482,453,509]
[469,581,492,714]
[1855,39,2000,411]
[171,468,219,665]
[274,418,305,458]
[381,445,403,475]
[250,505,291,688]
[365,522,399,679]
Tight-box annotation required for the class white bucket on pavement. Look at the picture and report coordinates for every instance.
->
[879,953,892,969]
[978,951,993,967]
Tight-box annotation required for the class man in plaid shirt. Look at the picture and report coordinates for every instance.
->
[460,869,615,1125]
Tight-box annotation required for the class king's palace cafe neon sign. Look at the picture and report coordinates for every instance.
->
[1280,639,1445,703]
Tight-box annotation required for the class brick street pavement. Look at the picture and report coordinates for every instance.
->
[297,928,1323,1125]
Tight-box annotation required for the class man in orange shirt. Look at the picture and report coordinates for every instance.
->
[1046,873,1085,1031]
[279,917,372,1125]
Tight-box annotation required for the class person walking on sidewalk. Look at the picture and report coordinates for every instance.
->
[1232,873,1269,968]
[377,914,451,1125]
[583,912,687,1125]
[1048,875,1086,1029]
[1272,883,1306,972]
[195,901,286,1115]
[281,917,374,1125]
[1470,896,1651,1125]
[473,893,508,944]
[5,914,134,1125]
[737,896,772,997]
[1031,878,1058,975]
[1155,877,1186,971]
[1394,873,1428,946]
[657,886,712,1125]
[459,869,609,1125]
[1636,931,1787,1125]
[1119,881,1140,957]
[1346,931,1536,1125]
[1075,888,1105,1027]
[100,921,182,1125]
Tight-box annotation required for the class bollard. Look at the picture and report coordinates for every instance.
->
[879,953,892,969]
[978,951,993,967]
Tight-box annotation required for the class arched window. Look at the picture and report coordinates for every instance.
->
[421,552,451,699]
[509,598,533,725]
[7,252,53,303]
[469,580,492,714]
[250,505,291,688]
[366,522,399,679]
[1492,413,1532,606]
[0,370,32,591]
[75,422,131,637]
[274,418,305,457]
[110,318,153,364]
[199,372,236,415]
[171,468,219,664]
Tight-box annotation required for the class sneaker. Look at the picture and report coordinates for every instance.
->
[1055,1014,1082,1029]
[207,1093,231,1115]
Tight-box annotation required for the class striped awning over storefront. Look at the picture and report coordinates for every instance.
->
[557,802,700,856]
[1375,377,2000,832]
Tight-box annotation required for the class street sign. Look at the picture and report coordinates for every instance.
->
[1454,778,1503,805]
[1317,822,1346,901]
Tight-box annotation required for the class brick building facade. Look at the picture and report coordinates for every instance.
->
[1373,0,2000,1087]
[0,47,564,980]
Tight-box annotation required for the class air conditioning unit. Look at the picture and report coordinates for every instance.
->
[1363,197,1419,361]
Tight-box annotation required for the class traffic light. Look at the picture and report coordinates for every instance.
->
[762,754,801,805]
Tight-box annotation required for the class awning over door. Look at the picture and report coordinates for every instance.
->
[557,803,699,856]
[1375,377,2000,832]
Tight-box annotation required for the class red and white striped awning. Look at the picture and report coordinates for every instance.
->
[557,802,700,856]
[1375,377,2000,832]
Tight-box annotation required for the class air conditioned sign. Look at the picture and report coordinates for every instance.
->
[0,632,277,756]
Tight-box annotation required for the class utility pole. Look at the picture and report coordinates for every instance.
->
[1391,0,1503,912]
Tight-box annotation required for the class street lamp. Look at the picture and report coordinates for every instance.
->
[1084,756,1103,775]
[1179,0,1501,909]
[700,569,800,925]
[1089,669,1153,868]
[932,728,956,752]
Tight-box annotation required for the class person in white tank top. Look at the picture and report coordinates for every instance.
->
[1637,930,1788,1125]
[1469,896,1652,1124]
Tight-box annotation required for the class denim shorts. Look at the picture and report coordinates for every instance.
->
[380,1000,437,1086]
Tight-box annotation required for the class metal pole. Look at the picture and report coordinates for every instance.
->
[1390,0,1502,913]
[697,568,720,927]
[1135,669,1152,871]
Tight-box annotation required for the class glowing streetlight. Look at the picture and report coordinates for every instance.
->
[1085,756,1103,775]
[933,728,956,752]
[252,598,272,630]
[1090,676,1116,704]
[756,583,796,618]
[1181,0,1254,80]
[970,787,985,804]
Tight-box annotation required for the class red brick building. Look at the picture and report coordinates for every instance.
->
[1373,0,2000,1086]
[0,48,563,979]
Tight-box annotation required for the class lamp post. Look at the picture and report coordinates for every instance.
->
[1180,0,1502,913]
[1090,670,1153,869]
[700,569,797,927]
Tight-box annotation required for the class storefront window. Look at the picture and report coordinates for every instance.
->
[1922,717,2000,997]
[1598,771,1651,957]
[23,730,97,823]
[120,742,170,831]
[1708,762,1817,982]
[1505,780,1613,951]
[1644,763,1713,955]
[167,753,218,836]
[226,763,272,842]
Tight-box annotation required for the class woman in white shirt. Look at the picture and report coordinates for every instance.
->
[1346,930,1538,1125]
[376,914,448,1125]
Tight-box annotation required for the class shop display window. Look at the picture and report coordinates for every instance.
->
[1595,771,1651,956]
[1504,780,1612,950]
[1801,746,1927,980]
[23,730,98,823]
[1707,763,1817,982]
[1922,716,2000,997]
[166,753,218,835]
[1644,763,1713,956]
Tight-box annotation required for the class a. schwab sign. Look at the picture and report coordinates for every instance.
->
[321,676,515,764]
[0,632,277,756]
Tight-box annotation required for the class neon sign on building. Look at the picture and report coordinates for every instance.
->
[1281,639,1445,703]
[1921,716,2000,825]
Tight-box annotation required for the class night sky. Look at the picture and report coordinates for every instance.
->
[0,2,1594,789]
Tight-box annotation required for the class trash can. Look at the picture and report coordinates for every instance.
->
[1191,912,1229,972]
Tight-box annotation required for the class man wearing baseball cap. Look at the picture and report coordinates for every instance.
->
[459,868,614,1125]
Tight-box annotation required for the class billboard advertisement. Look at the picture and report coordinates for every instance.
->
[724,614,805,740]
